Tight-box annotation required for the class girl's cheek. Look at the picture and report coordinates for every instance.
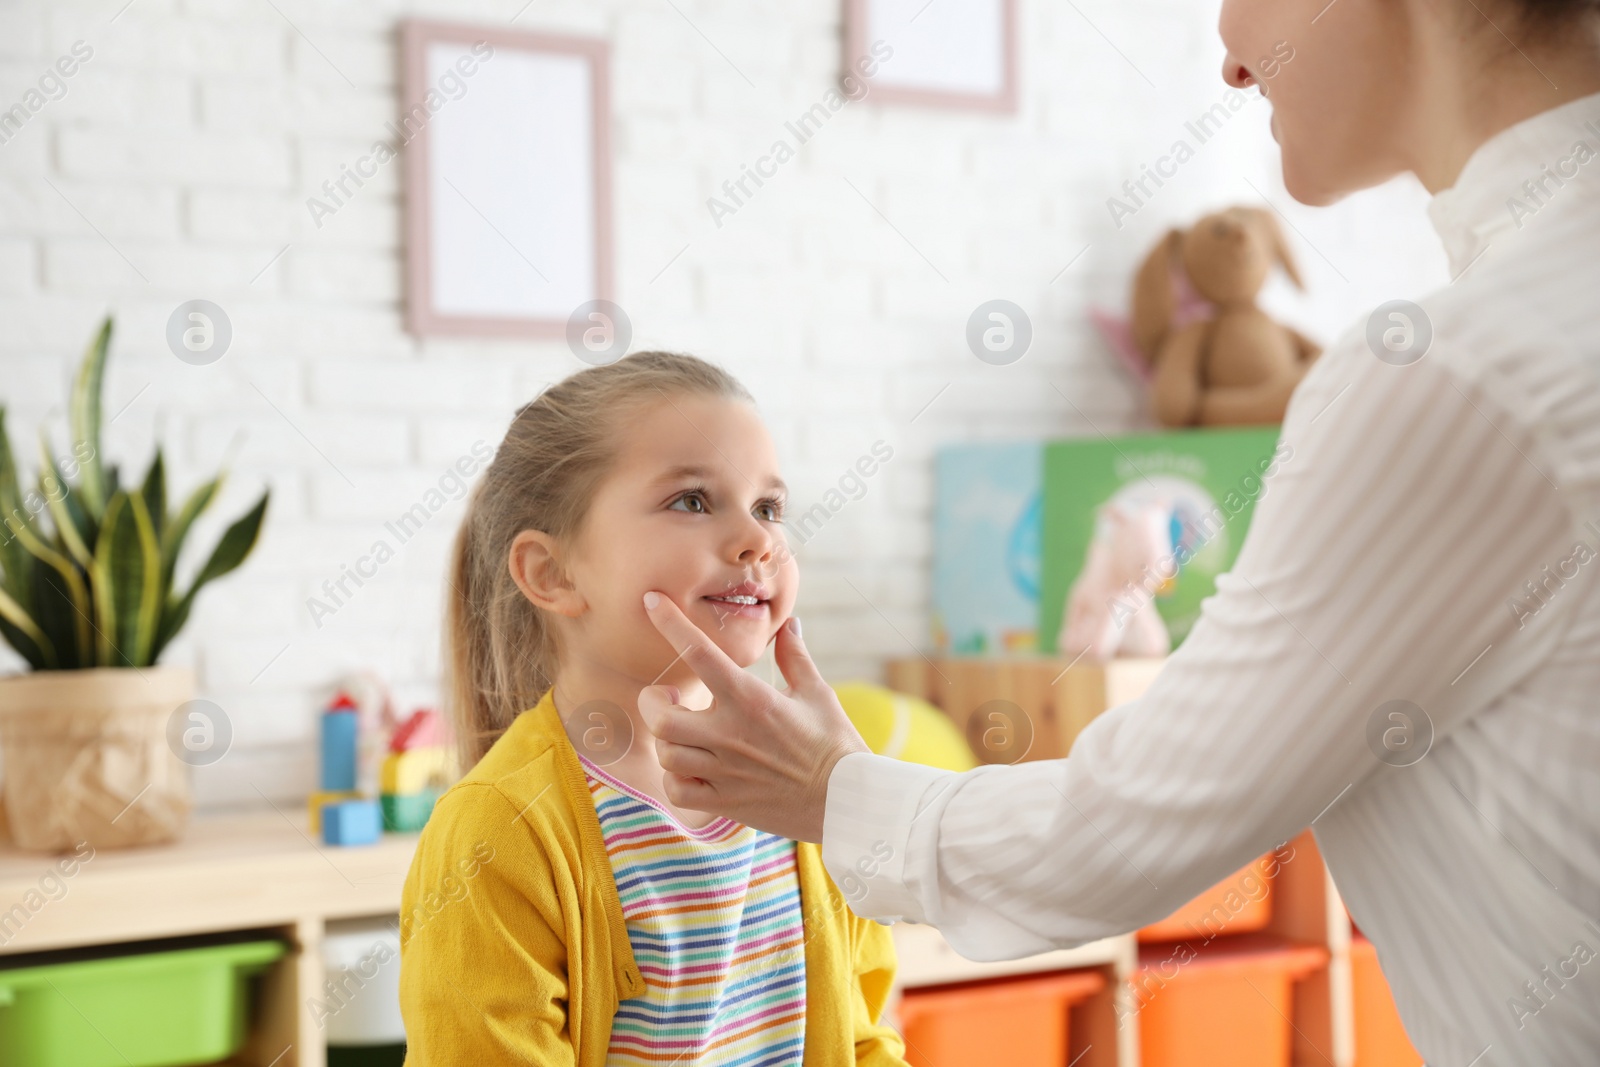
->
[778,555,801,612]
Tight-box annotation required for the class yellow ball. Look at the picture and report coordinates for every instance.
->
[832,682,977,772]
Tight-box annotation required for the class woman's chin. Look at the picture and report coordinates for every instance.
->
[1280,157,1346,208]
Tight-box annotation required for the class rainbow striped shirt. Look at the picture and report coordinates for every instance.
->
[581,757,807,1066]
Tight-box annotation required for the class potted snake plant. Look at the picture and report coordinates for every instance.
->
[0,317,268,851]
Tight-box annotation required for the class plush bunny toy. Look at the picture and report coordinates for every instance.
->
[1131,206,1322,427]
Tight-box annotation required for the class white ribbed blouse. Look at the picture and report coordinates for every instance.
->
[824,92,1600,1066]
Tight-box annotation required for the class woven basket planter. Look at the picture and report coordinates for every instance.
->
[0,667,194,852]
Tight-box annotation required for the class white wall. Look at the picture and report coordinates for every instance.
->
[0,0,1448,806]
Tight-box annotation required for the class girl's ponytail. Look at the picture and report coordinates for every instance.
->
[445,477,555,769]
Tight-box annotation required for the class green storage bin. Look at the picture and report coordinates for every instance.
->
[329,1044,407,1067]
[0,936,285,1067]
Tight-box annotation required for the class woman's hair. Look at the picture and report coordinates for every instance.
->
[1509,0,1600,29]
[445,350,754,768]
[1520,0,1600,13]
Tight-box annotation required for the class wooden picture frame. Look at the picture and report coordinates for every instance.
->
[843,0,1018,112]
[400,20,614,338]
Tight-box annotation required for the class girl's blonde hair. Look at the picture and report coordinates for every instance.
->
[445,351,753,768]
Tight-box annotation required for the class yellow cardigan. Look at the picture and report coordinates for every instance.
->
[398,691,908,1066]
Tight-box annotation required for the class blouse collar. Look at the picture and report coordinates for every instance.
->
[1427,90,1600,280]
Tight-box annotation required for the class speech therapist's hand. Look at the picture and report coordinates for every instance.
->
[637,591,869,843]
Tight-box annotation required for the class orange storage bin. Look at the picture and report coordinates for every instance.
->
[1351,934,1423,1066]
[1139,854,1275,942]
[1133,933,1328,1067]
[898,968,1106,1067]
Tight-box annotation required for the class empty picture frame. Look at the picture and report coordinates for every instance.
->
[843,0,1017,111]
[401,20,613,337]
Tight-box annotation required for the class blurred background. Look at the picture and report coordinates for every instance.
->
[0,1,1450,1064]
[0,0,1447,806]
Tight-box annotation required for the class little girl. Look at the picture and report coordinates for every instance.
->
[398,352,906,1066]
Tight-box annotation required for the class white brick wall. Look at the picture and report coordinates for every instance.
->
[0,0,1449,806]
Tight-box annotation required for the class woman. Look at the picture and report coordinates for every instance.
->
[637,0,1600,1062]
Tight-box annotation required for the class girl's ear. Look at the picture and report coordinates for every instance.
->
[508,530,586,617]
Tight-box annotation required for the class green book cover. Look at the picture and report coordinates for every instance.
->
[1038,427,1286,655]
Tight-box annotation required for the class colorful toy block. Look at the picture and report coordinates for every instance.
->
[379,741,449,833]
[390,708,445,752]
[381,790,441,833]
[381,747,448,795]
[308,789,362,834]
[322,798,382,846]
[320,696,360,792]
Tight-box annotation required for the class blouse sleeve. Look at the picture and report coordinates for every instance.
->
[822,328,1580,961]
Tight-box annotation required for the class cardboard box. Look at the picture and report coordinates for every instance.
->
[887,656,1165,763]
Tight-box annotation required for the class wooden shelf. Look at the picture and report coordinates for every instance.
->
[893,925,1132,989]
[892,924,1139,1067]
[0,808,416,954]
[0,654,1403,1067]
[887,654,1165,762]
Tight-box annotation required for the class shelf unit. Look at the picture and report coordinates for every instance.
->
[0,807,1136,1067]
[0,654,1417,1067]
[885,654,1423,1067]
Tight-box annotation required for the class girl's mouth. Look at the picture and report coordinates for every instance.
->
[703,588,771,621]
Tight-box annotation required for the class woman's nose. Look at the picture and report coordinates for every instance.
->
[1222,52,1255,90]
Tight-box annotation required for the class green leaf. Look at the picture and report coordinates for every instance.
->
[91,491,162,667]
[141,449,166,542]
[125,491,163,666]
[0,407,38,604]
[31,562,89,668]
[0,584,56,669]
[153,490,268,661]
[39,431,93,569]
[162,476,221,595]
[70,317,113,522]
[13,508,92,661]
[89,494,123,666]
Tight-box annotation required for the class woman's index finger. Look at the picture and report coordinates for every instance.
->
[642,591,752,695]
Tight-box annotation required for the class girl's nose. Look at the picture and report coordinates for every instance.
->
[734,516,776,564]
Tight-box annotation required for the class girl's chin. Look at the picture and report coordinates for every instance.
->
[717,638,771,669]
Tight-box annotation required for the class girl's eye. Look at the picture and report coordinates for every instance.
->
[670,490,709,514]
[755,500,784,522]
